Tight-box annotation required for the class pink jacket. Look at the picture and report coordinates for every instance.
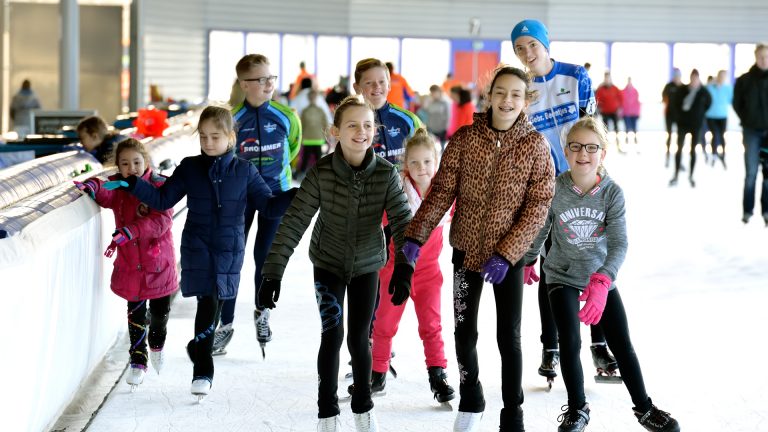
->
[621,84,641,117]
[91,169,178,302]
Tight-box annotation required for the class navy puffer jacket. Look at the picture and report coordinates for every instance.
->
[130,151,293,299]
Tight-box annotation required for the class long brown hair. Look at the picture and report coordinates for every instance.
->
[198,105,236,150]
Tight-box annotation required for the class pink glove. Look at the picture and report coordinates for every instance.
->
[577,273,612,325]
[523,264,540,285]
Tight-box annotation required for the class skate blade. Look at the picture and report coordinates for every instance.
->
[130,384,139,393]
[432,401,453,411]
[546,377,555,391]
[594,375,623,384]
[211,349,227,357]
[260,343,266,360]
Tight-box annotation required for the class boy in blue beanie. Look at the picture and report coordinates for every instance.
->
[511,18,621,399]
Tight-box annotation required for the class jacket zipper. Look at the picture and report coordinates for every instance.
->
[255,106,263,174]
[478,133,502,259]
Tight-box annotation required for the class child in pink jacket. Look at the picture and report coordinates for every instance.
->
[368,129,455,404]
[621,77,641,147]
[75,138,178,390]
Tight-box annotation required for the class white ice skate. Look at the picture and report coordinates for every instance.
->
[212,323,234,356]
[125,365,146,392]
[149,348,165,374]
[191,377,212,403]
[453,411,482,432]
[353,409,378,432]
[317,414,343,431]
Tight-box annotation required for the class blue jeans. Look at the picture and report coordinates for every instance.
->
[742,128,768,218]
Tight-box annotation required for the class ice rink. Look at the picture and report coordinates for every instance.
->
[53,132,768,432]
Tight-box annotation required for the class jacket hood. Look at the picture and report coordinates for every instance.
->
[559,166,613,196]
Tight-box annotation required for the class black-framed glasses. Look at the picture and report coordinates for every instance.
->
[242,75,278,85]
[566,142,602,153]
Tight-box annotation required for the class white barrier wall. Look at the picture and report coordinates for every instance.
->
[0,197,124,432]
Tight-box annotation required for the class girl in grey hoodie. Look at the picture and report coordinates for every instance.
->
[523,117,680,432]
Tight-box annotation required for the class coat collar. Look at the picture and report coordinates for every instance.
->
[332,146,377,184]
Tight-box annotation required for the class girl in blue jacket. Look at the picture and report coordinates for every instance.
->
[106,106,295,400]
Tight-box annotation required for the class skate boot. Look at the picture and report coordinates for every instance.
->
[557,403,590,432]
[191,376,212,403]
[353,408,379,432]
[254,307,272,359]
[538,349,560,390]
[317,414,343,432]
[347,370,386,396]
[428,366,455,403]
[453,411,482,432]
[149,348,165,374]
[591,344,621,383]
[633,399,680,432]
[212,323,234,356]
[125,364,146,392]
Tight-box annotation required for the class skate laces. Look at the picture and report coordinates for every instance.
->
[213,323,233,345]
[636,404,673,427]
[557,404,589,425]
[255,309,271,341]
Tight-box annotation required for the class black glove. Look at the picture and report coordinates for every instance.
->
[388,263,414,306]
[259,277,281,309]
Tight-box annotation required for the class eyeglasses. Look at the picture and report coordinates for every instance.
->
[566,142,602,153]
[242,75,278,85]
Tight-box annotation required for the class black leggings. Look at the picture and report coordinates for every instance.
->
[188,294,223,380]
[127,295,171,366]
[675,127,703,178]
[549,286,650,411]
[707,118,727,157]
[314,267,378,418]
[452,250,524,427]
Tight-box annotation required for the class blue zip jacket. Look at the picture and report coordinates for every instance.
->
[129,151,294,300]
[372,102,422,169]
[232,99,302,193]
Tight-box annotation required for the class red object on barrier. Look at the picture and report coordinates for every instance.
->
[133,108,168,137]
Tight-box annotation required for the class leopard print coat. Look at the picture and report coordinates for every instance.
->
[405,111,555,272]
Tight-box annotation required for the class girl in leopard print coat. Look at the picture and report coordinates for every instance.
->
[405,66,554,432]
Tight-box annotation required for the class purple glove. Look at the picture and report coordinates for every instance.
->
[481,254,510,284]
[402,240,421,262]
[73,180,98,199]
[112,227,134,246]
[523,264,540,285]
[578,273,611,325]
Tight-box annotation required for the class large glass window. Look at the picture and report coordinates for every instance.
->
[673,43,730,83]
[735,43,757,78]
[208,31,244,102]
[317,36,349,91]
[401,38,450,94]
[610,43,669,103]
[550,42,607,86]
[350,37,399,87]
[281,34,315,92]
[245,32,281,86]
[500,40,518,67]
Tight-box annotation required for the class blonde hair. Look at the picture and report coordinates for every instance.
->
[354,58,390,84]
[236,54,270,78]
[113,138,150,169]
[332,95,375,128]
[403,128,438,168]
[565,116,609,150]
[198,105,236,151]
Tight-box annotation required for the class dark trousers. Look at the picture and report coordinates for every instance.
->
[127,295,172,366]
[452,250,524,427]
[665,116,677,153]
[549,286,650,411]
[742,128,768,217]
[189,294,223,380]
[674,127,703,179]
[300,145,323,174]
[220,205,283,325]
[315,267,378,418]
[707,118,727,158]
[601,113,619,132]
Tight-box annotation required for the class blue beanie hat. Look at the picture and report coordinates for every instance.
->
[511,19,550,52]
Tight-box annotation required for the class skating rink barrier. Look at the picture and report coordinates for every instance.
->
[0,110,200,432]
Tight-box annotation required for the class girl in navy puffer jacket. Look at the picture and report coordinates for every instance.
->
[108,106,296,399]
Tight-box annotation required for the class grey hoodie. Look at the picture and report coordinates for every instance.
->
[523,169,627,291]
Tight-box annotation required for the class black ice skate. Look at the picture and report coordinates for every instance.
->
[347,370,387,398]
[538,349,560,390]
[345,350,397,379]
[254,307,272,359]
[557,403,590,432]
[591,344,622,383]
[211,323,234,356]
[633,399,680,432]
[428,366,455,406]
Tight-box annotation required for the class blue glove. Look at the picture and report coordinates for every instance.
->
[402,239,421,262]
[112,227,134,246]
[481,254,510,284]
[103,180,129,190]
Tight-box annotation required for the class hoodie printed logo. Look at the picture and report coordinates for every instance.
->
[387,126,401,138]
[558,206,605,250]
[264,122,277,133]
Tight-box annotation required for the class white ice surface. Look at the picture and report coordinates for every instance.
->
[79,133,768,432]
